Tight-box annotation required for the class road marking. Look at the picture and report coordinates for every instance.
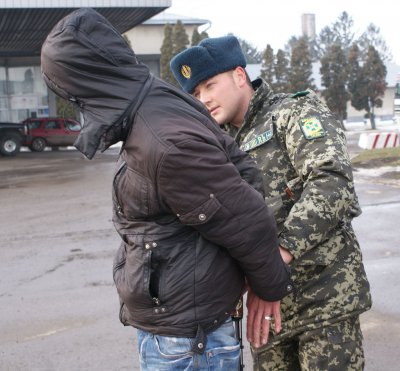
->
[23,326,68,341]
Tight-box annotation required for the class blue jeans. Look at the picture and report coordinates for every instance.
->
[137,319,240,370]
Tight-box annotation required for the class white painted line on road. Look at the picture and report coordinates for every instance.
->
[23,326,69,341]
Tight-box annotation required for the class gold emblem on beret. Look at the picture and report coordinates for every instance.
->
[181,65,191,79]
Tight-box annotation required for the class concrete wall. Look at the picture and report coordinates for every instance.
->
[346,87,395,121]
[125,24,199,55]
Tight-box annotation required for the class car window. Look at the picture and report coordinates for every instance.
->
[45,121,61,129]
[28,121,41,129]
[65,120,81,132]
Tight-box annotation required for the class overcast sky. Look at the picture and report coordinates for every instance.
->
[168,0,400,66]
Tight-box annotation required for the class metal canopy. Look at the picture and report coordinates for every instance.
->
[0,6,168,57]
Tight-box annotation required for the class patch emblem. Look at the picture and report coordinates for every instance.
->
[240,130,273,152]
[290,90,310,98]
[181,65,191,79]
[299,117,326,140]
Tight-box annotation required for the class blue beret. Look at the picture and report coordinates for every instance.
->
[170,35,247,93]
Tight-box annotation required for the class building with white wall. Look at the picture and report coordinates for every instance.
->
[124,11,209,76]
[0,0,171,122]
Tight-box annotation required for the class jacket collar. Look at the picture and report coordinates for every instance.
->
[244,78,274,128]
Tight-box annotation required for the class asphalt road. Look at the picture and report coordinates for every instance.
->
[0,132,399,370]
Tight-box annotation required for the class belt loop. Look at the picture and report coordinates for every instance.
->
[191,325,207,354]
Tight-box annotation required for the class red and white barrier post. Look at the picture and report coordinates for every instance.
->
[358,132,399,149]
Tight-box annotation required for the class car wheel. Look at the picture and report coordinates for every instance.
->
[0,133,21,156]
[30,137,46,152]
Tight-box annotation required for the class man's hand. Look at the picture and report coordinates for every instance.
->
[280,246,293,264]
[246,288,282,348]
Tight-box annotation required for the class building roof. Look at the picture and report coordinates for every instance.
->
[142,11,209,26]
[0,0,171,57]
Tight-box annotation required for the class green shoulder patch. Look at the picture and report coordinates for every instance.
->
[290,90,310,98]
[299,117,326,140]
[240,130,273,152]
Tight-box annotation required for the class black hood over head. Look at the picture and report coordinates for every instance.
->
[41,8,150,159]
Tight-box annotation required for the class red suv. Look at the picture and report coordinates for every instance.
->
[23,117,82,152]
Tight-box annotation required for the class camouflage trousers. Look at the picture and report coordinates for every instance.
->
[252,316,365,371]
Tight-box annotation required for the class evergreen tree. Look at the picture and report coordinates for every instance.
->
[56,96,78,119]
[347,43,367,117]
[315,12,355,59]
[358,23,392,62]
[260,44,275,86]
[320,43,349,124]
[314,26,336,60]
[172,20,189,54]
[200,30,209,40]
[191,28,201,46]
[236,37,262,64]
[360,45,387,129]
[160,23,176,85]
[284,36,299,57]
[332,12,355,55]
[348,44,387,129]
[274,49,290,93]
[307,37,320,62]
[288,36,315,92]
[191,28,208,46]
[396,82,400,99]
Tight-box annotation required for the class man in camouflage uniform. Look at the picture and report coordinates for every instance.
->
[170,36,372,370]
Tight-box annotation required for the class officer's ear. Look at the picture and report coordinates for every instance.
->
[232,66,248,88]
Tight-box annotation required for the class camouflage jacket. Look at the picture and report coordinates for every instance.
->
[229,79,372,341]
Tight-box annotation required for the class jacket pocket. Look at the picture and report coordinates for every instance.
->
[177,195,221,225]
[113,163,156,219]
[113,239,156,309]
[113,242,126,280]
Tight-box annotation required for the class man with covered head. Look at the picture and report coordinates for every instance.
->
[171,36,371,370]
[41,9,293,370]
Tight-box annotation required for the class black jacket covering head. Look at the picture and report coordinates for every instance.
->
[41,7,150,159]
[41,8,292,338]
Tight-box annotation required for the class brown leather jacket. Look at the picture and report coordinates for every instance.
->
[41,8,293,339]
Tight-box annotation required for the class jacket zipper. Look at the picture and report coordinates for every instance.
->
[113,161,127,215]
